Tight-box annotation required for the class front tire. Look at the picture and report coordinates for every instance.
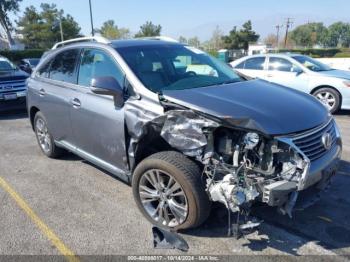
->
[34,111,64,158]
[313,87,341,113]
[132,151,211,231]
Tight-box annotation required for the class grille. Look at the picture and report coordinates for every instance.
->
[0,79,26,94]
[292,120,336,162]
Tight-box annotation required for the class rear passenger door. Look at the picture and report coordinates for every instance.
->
[70,48,127,172]
[34,48,81,143]
[234,56,266,79]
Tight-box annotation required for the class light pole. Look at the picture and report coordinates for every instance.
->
[89,0,94,36]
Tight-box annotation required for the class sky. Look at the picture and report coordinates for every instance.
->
[12,0,350,41]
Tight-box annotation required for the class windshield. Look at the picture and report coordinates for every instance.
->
[116,44,242,93]
[292,55,332,72]
[0,58,17,71]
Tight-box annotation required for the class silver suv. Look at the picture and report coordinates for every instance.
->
[27,37,342,231]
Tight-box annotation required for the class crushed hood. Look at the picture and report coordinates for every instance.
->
[162,79,329,135]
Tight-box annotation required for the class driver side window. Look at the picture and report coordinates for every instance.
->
[78,48,124,88]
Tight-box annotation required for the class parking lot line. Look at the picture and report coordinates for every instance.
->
[0,176,80,262]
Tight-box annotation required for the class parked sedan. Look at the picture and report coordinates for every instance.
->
[231,54,350,113]
[18,58,41,74]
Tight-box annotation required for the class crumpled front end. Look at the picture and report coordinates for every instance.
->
[159,110,341,218]
[125,100,341,220]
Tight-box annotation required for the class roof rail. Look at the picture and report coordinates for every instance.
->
[51,36,111,50]
[137,36,178,43]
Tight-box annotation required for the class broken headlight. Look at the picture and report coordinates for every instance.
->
[243,132,259,149]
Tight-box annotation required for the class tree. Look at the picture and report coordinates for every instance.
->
[134,21,161,37]
[178,36,187,44]
[97,20,130,39]
[323,22,350,47]
[264,34,278,47]
[16,3,81,49]
[208,26,224,50]
[222,20,259,51]
[0,0,22,45]
[290,23,327,47]
[187,36,200,48]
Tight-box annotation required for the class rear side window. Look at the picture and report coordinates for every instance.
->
[268,57,294,72]
[49,49,80,84]
[78,48,124,87]
[235,57,265,70]
[243,57,265,70]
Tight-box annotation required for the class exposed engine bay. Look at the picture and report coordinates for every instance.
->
[158,110,311,236]
[204,127,308,216]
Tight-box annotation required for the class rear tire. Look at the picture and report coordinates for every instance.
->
[312,87,341,113]
[34,111,64,158]
[132,151,211,231]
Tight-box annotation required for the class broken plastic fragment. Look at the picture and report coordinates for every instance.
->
[161,110,218,157]
[152,227,189,252]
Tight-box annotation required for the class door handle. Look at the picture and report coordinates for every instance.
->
[266,74,273,77]
[39,88,46,96]
[71,98,81,108]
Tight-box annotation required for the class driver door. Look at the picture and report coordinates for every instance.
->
[70,48,128,172]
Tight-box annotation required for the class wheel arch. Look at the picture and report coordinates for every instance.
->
[29,106,40,130]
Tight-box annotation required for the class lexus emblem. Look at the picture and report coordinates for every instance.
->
[321,132,332,150]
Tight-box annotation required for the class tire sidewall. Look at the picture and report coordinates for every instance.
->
[132,157,201,231]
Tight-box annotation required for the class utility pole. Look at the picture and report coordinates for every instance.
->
[89,0,94,36]
[284,18,293,48]
[59,18,64,42]
[275,24,283,49]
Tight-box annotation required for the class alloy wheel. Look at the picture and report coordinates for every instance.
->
[316,91,336,111]
[138,169,188,227]
[35,118,51,153]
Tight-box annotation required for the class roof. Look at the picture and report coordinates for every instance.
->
[111,39,183,49]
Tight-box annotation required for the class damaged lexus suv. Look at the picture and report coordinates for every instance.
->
[27,36,342,231]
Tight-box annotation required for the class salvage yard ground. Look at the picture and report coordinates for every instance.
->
[0,110,349,258]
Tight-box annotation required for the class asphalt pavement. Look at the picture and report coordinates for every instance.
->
[0,109,349,259]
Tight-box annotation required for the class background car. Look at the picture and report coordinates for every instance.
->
[18,58,41,74]
[0,56,29,111]
[231,54,350,113]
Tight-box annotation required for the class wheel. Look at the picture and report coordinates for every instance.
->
[132,151,211,231]
[34,111,64,158]
[313,87,340,113]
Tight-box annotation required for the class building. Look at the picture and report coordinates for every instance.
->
[248,44,274,56]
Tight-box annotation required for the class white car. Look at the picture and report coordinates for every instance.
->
[231,54,350,113]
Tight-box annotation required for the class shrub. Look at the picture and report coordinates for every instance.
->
[333,52,350,58]
[0,49,46,63]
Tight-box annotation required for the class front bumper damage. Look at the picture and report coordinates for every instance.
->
[125,101,342,233]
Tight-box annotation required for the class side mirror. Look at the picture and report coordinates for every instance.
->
[293,67,304,76]
[90,76,124,107]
